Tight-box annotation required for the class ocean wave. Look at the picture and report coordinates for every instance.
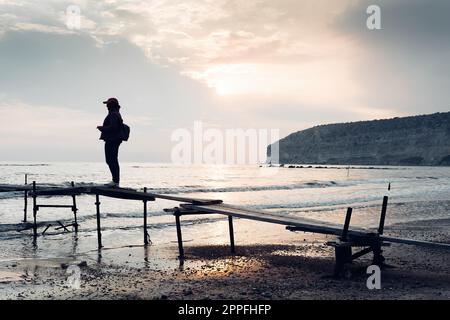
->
[0,164,50,167]
[146,181,338,194]
[0,175,442,202]
[0,191,24,200]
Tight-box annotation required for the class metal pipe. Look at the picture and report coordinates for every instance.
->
[341,207,353,241]
[32,181,37,239]
[378,196,388,235]
[95,194,103,248]
[175,209,184,259]
[23,174,28,222]
[143,187,149,245]
[228,215,236,254]
[71,181,78,232]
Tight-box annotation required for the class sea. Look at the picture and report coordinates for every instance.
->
[1,162,450,266]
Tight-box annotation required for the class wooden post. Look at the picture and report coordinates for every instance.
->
[372,243,385,266]
[95,194,103,248]
[334,245,352,277]
[174,209,184,259]
[71,181,78,233]
[341,207,353,241]
[143,187,149,245]
[228,215,236,254]
[32,181,37,239]
[23,174,28,222]
[378,196,388,235]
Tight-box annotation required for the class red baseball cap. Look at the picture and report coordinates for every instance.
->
[103,97,119,106]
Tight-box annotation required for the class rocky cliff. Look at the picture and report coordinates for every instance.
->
[268,112,450,166]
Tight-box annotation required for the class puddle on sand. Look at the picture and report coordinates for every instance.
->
[0,270,25,283]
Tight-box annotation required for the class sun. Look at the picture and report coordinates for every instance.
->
[215,84,234,96]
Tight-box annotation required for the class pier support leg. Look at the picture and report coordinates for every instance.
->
[373,196,388,266]
[378,196,388,235]
[174,209,184,259]
[372,243,385,266]
[23,174,28,222]
[71,181,78,233]
[228,215,236,254]
[143,187,149,246]
[333,207,353,276]
[334,245,352,277]
[95,194,103,248]
[32,181,38,239]
[341,208,353,241]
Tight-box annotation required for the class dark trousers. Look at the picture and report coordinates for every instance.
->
[105,141,121,183]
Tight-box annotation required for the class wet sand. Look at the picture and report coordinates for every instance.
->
[1,216,450,300]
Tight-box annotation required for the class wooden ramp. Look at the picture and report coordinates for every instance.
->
[167,196,450,276]
[181,203,369,237]
[180,203,450,250]
[25,185,222,204]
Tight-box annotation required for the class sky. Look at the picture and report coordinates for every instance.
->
[0,0,449,162]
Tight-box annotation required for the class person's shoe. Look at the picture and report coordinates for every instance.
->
[104,181,119,188]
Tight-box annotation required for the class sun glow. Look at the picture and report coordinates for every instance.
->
[214,82,239,96]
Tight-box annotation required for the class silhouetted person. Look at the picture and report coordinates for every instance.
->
[97,98,123,187]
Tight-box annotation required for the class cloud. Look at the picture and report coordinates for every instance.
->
[0,31,220,161]
[0,96,159,161]
[0,97,98,151]
[11,22,72,34]
[333,0,450,114]
[0,0,356,97]
[1,0,450,161]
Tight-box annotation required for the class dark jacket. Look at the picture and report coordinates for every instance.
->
[100,111,123,142]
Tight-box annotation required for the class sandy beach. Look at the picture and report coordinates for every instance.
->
[1,213,449,300]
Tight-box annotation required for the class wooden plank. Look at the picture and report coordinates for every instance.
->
[37,204,74,208]
[31,187,87,196]
[74,187,222,204]
[0,184,33,192]
[149,193,222,205]
[182,203,450,251]
[380,235,450,250]
[91,187,156,201]
[181,203,369,237]
[1,183,222,204]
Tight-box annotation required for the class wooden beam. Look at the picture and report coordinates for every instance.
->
[148,193,222,205]
[91,187,156,201]
[182,203,369,238]
[31,187,86,196]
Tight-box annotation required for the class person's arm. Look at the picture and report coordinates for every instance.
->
[99,114,122,133]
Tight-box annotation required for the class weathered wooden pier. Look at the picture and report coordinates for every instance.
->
[1,178,450,276]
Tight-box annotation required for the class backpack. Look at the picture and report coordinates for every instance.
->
[121,123,130,141]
